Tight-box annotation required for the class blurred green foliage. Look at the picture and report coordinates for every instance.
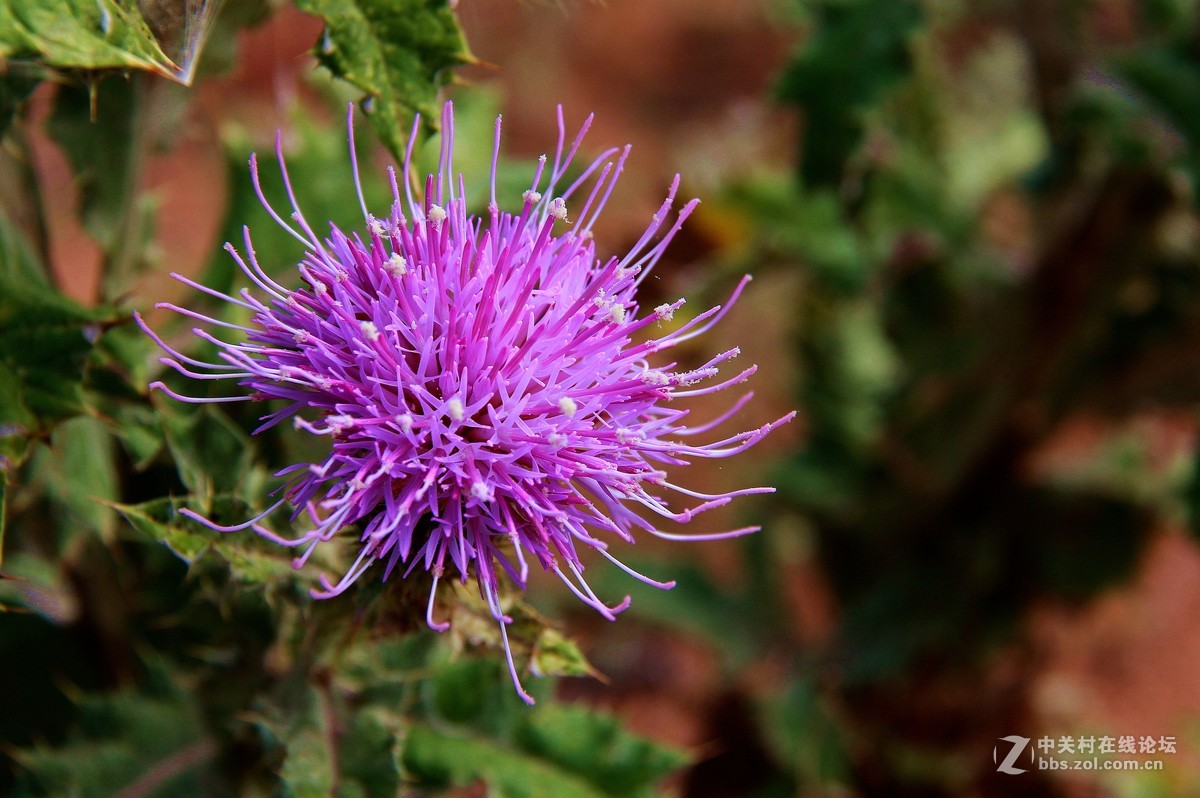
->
[682,0,1200,794]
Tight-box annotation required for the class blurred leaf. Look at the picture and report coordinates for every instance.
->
[722,178,871,294]
[162,405,254,497]
[929,32,1048,209]
[109,401,163,469]
[12,680,215,797]
[424,656,520,727]
[84,323,163,468]
[1185,445,1200,537]
[0,63,42,138]
[0,552,76,619]
[403,723,604,798]
[513,704,689,798]
[0,272,115,465]
[403,688,686,798]
[38,416,119,542]
[587,558,763,666]
[0,206,48,288]
[0,470,6,568]
[294,0,473,160]
[342,634,442,709]
[338,706,402,797]
[114,495,306,585]
[776,0,921,187]
[756,680,850,789]
[0,0,177,77]
[1112,45,1200,185]
[1026,491,1150,600]
[279,716,336,798]
[1141,0,1200,37]
[46,75,145,291]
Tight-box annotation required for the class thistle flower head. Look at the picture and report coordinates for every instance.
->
[141,102,793,703]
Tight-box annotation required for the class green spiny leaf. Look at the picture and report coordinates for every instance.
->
[294,0,473,160]
[402,722,608,798]
[530,627,600,680]
[113,495,309,586]
[514,704,689,798]
[0,0,177,76]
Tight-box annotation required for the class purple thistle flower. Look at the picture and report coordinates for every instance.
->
[139,102,794,703]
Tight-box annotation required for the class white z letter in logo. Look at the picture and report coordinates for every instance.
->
[994,736,1030,775]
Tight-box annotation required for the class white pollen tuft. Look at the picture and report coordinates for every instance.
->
[335,270,349,282]
[385,252,408,277]
[558,396,578,418]
[369,217,387,237]
[548,197,568,220]
[396,413,414,434]
[293,330,310,344]
[427,204,447,226]
[548,432,567,449]
[447,397,465,422]
[470,482,492,502]
[616,427,643,444]
[329,415,354,433]
[655,303,676,321]
[523,189,542,204]
[313,282,327,295]
[642,369,671,386]
[608,303,626,324]
[360,320,380,341]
